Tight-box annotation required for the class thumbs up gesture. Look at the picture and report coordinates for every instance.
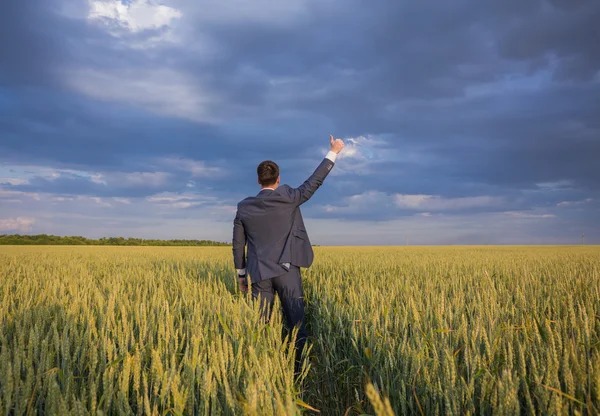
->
[330,135,345,154]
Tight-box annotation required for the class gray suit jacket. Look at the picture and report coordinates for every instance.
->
[232,157,334,282]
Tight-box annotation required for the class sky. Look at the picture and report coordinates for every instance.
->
[0,0,598,245]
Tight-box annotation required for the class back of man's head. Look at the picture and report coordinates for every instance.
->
[257,160,279,187]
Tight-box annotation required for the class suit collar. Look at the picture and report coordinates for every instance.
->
[257,188,274,196]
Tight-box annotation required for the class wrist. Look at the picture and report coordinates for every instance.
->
[325,150,337,162]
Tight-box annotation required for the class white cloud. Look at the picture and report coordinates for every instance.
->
[335,135,386,161]
[557,198,593,207]
[146,192,218,209]
[535,180,573,191]
[394,194,502,211]
[48,195,112,207]
[1,164,173,190]
[87,0,189,49]
[318,191,503,216]
[91,174,107,185]
[25,168,170,189]
[113,197,131,204]
[503,211,556,219]
[394,194,432,209]
[76,196,113,207]
[303,210,571,246]
[146,191,225,210]
[0,217,35,232]
[161,158,223,177]
[0,164,108,184]
[88,0,182,33]
[115,171,171,187]
[170,201,203,209]
[0,165,60,181]
[0,178,29,185]
[147,193,194,203]
[324,135,396,177]
[65,68,216,122]
[0,189,41,201]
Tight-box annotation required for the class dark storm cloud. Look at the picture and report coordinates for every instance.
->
[166,0,600,195]
[0,0,65,86]
[499,0,600,80]
[0,0,598,242]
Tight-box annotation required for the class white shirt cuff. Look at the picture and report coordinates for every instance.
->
[236,268,246,276]
[325,151,337,163]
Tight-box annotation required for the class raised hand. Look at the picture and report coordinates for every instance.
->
[330,134,345,154]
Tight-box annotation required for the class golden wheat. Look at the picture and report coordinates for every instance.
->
[1,245,599,415]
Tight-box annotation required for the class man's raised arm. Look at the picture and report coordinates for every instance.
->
[285,135,344,206]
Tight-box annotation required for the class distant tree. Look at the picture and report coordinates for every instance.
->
[0,234,230,246]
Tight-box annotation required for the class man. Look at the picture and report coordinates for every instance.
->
[232,135,344,374]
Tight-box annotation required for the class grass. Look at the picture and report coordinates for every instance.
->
[1,245,599,414]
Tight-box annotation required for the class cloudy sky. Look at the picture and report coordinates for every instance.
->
[1,0,598,245]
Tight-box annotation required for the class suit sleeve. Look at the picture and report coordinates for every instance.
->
[285,156,335,206]
[232,209,247,269]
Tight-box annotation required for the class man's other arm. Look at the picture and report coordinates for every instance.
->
[286,135,344,206]
[232,209,247,275]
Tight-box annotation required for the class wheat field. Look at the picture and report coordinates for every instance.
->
[0,245,599,415]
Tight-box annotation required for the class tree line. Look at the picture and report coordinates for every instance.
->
[0,234,231,246]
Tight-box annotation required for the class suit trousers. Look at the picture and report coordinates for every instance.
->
[251,265,307,374]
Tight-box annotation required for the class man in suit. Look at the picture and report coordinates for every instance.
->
[232,135,344,374]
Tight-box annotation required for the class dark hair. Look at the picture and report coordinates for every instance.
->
[257,160,279,186]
